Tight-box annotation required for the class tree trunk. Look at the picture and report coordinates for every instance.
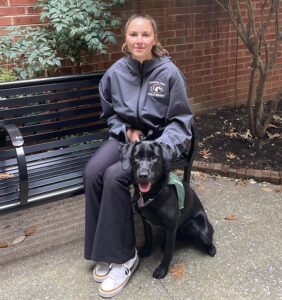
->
[247,60,257,135]
[254,72,268,137]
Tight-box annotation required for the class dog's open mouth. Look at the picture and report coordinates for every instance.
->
[138,182,151,193]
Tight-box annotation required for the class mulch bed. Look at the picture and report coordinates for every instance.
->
[194,102,282,172]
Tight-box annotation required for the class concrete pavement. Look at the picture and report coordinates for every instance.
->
[0,173,281,299]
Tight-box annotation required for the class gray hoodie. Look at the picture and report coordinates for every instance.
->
[99,55,193,158]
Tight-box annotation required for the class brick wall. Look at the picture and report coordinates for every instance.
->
[0,0,281,114]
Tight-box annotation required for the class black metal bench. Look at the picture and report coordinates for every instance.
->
[0,73,197,212]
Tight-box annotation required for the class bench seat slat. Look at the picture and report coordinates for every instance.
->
[0,192,18,205]
[28,177,83,197]
[0,131,109,159]
[0,140,103,169]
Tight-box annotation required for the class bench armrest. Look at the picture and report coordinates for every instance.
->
[0,122,28,205]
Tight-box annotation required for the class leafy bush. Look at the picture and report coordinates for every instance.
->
[0,68,16,82]
[0,0,127,81]
[0,26,61,80]
[35,0,127,64]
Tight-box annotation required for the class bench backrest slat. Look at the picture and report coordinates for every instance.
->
[0,88,98,107]
[1,96,100,118]
[0,77,101,97]
[4,106,101,127]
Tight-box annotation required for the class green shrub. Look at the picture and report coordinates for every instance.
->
[0,68,16,82]
[35,0,127,64]
[0,0,127,80]
[0,26,62,80]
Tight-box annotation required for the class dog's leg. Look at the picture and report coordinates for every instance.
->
[203,221,216,257]
[153,228,177,279]
[138,216,153,257]
[191,213,217,257]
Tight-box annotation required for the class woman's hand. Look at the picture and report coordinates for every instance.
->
[126,128,144,142]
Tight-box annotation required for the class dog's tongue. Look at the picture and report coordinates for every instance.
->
[139,182,151,193]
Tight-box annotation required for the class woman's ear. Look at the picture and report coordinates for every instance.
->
[154,34,158,45]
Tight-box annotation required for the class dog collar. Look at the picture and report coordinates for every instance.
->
[137,196,154,208]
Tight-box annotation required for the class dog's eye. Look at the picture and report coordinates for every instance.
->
[151,154,157,160]
[135,155,140,160]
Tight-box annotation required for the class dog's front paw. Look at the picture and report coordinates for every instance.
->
[207,243,216,257]
[138,244,152,257]
[152,266,168,279]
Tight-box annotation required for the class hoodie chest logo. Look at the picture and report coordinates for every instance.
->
[148,81,166,98]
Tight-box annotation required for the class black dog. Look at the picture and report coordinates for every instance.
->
[120,141,216,279]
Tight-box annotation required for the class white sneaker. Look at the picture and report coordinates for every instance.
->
[99,250,139,298]
[93,263,111,283]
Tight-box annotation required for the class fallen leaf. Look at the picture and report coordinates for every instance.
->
[236,180,246,186]
[224,215,237,221]
[226,152,236,159]
[174,169,184,177]
[198,185,206,191]
[12,235,26,246]
[0,173,15,179]
[170,263,187,280]
[268,123,278,128]
[196,172,208,180]
[274,186,282,193]
[262,187,273,192]
[198,142,204,147]
[273,115,281,121]
[267,132,282,139]
[0,242,8,248]
[24,226,37,236]
[240,129,252,140]
[225,132,238,137]
[199,148,212,159]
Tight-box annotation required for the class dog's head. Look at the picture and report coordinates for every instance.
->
[120,141,174,193]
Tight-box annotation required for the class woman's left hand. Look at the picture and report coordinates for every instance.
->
[126,128,144,142]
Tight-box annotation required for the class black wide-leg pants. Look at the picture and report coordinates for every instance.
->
[83,138,136,264]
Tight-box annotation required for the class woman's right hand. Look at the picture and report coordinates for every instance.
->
[126,128,144,142]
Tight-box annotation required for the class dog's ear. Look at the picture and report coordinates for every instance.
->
[120,142,136,170]
[159,142,176,170]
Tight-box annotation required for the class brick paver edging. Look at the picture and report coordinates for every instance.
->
[192,161,282,185]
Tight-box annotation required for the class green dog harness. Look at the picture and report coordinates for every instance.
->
[137,172,185,209]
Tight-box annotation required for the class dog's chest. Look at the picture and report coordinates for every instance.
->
[140,206,165,229]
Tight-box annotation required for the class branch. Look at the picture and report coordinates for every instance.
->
[245,0,255,39]
[269,0,281,70]
[236,0,248,37]
[214,0,255,55]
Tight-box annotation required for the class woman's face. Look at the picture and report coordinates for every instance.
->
[125,18,157,63]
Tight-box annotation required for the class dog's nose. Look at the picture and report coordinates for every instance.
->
[137,169,150,182]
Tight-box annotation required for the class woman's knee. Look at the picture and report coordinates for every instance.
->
[103,163,130,189]
[83,156,101,184]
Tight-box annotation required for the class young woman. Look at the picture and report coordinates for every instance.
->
[84,14,193,298]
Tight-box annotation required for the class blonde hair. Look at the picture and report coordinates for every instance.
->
[122,14,169,58]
